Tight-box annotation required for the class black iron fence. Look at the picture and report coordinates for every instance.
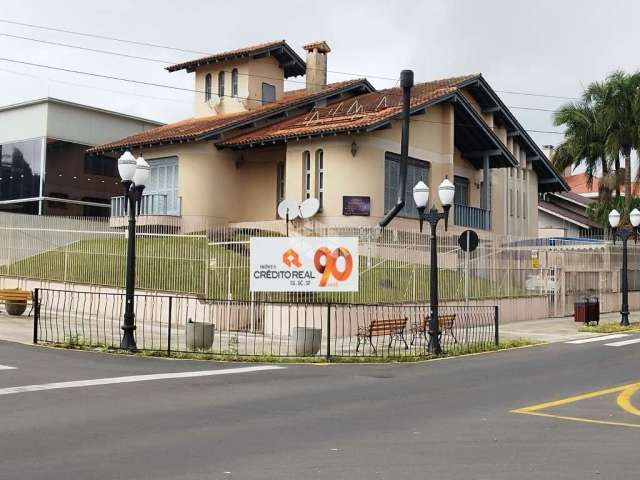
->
[33,288,499,359]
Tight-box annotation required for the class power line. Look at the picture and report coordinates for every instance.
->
[0,32,172,63]
[0,66,186,104]
[0,56,565,136]
[0,31,345,89]
[0,18,210,55]
[0,17,580,101]
[0,18,397,82]
[494,89,579,101]
[0,56,559,115]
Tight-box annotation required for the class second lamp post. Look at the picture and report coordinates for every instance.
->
[413,178,455,354]
[608,208,640,327]
[117,150,150,350]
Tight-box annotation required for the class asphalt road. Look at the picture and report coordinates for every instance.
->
[0,335,639,480]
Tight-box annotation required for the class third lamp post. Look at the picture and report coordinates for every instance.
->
[413,177,455,354]
[609,208,640,327]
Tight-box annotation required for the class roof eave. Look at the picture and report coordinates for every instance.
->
[166,42,306,78]
[470,76,569,192]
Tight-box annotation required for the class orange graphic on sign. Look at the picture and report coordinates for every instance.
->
[314,247,354,287]
[282,248,303,268]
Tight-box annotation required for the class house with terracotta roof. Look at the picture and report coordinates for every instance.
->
[89,40,567,235]
[563,172,640,199]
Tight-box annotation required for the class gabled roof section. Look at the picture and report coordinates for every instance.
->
[538,199,601,230]
[88,79,374,153]
[166,40,306,77]
[459,76,569,193]
[219,75,479,145]
[219,74,518,168]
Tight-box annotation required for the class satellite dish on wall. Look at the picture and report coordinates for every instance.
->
[299,198,320,219]
[278,199,300,221]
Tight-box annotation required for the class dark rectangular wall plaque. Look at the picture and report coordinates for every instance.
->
[343,196,370,216]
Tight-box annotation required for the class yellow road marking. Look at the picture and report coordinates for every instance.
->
[511,381,640,428]
[519,411,640,428]
[511,382,639,413]
[617,384,640,417]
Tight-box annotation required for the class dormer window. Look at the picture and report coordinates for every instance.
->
[231,68,238,97]
[218,71,225,98]
[204,74,212,101]
[262,83,275,104]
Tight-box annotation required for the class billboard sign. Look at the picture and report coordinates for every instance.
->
[250,237,359,292]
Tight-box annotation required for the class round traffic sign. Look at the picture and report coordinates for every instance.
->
[458,229,479,252]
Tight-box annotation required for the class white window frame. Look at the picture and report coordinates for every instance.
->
[231,68,238,97]
[315,149,324,211]
[302,151,311,200]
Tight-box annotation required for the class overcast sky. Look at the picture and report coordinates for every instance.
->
[2,0,640,154]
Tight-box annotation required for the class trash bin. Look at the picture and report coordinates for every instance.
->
[574,300,587,323]
[587,296,600,325]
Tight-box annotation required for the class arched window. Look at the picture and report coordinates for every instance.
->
[218,71,225,98]
[204,73,212,102]
[302,151,311,200]
[315,149,324,211]
[231,68,238,97]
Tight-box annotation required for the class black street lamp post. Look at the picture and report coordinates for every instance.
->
[413,179,455,354]
[117,151,150,350]
[609,208,640,327]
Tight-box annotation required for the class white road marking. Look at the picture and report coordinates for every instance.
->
[0,365,285,396]
[0,364,16,370]
[566,334,630,344]
[604,337,640,347]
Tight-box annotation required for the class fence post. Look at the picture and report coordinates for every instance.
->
[326,303,331,361]
[494,305,499,346]
[33,288,39,344]
[167,296,173,357]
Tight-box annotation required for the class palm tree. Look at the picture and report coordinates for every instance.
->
[552,94,612,201]
[590,71,640,215]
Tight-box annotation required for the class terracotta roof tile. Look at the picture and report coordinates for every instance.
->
[219,74,480,147]
[565,173,640,196]
[166,40,305,77]
[88,79,371,153]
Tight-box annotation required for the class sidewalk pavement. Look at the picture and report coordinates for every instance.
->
[1,309,638,347]
[499,310,640,343]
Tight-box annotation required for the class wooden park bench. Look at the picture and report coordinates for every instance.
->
[0,289,33,316]
[356,317,408,353]
[410,314,458,346]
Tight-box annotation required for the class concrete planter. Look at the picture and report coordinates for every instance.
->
[185,321,215,350]
[291,327,322,356]
[5,300,27,316]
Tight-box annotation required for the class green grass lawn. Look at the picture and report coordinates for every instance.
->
[578,322,640,333]
[4,233,527,303]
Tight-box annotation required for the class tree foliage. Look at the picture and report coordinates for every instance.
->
[553,70,640,218]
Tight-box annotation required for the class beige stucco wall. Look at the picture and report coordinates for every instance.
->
[193,57,284,117]
[282,103,455,227]
[127,90,548,237]
[135,142,283,227]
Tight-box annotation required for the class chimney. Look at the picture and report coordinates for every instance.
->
[303,41,331,94]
